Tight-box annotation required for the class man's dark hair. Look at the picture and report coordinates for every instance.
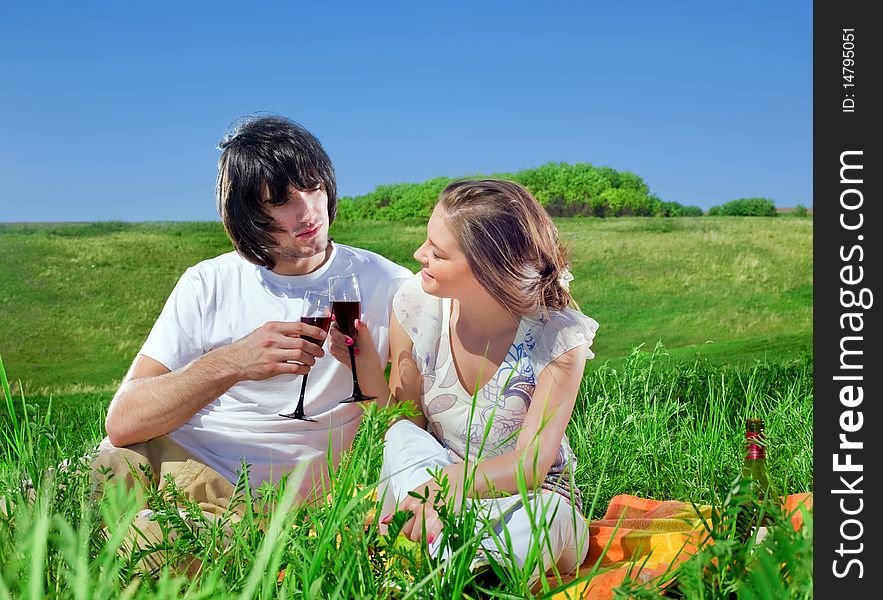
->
[216,115,337,268]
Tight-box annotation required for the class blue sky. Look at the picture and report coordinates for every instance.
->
[0,1,812,222]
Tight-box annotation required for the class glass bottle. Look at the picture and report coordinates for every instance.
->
[741,417,781,537]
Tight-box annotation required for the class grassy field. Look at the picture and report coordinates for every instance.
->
[0,217,811,393]
[0,349,813,599]
[0,217,813,598]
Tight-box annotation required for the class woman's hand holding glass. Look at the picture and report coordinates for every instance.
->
[327,317,380,385]
[328,274,377,403]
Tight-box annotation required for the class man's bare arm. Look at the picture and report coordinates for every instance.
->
[104,321,327,447]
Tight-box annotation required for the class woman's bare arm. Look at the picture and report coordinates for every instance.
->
[426,343,588,499]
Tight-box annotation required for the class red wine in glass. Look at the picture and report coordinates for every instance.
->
[280,290,332,421]
[331,301,360,338]
[329,274,376,403]
[299,316,333,345]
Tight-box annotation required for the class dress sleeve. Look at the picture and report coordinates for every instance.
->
[392,273,444,373]
[138,266,206,371]
[531,308,599,375]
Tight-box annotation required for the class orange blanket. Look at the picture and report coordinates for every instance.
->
[548,492,813,599]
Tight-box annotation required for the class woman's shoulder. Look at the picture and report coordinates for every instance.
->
[525,306,600,363]
[526,306,599,334]
[393,273,434,312]
[393,274,444,345]
[548,307,599,332]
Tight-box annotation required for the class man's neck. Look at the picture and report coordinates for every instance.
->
[270,242,334,276]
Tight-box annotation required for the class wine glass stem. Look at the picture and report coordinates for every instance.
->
[348,345,364,397]
[295,373,309,418]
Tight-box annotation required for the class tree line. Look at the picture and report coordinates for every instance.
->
[335,162,786,220]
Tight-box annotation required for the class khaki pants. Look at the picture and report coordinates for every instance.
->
[91,435,244,574]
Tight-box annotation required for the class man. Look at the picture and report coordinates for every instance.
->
[97,116,412,510]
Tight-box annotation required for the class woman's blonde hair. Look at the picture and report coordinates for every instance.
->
[438,179,576,316]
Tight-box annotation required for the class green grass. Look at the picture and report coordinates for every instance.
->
[555,217,812,368]
[0,222,234,390]
[0,217,811,393]
[0,349,813,598]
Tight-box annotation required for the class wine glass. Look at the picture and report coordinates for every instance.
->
[279,289,332,421]
[329,274,377,403]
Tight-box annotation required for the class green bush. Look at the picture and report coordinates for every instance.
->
[599,187,656,217]
[792,204,808,217]
[658,202,703,217]
[336,162,704,221]
[336,169,780,222]
[715,197,778,217]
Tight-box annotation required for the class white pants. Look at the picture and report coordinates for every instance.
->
[379,419,589,577]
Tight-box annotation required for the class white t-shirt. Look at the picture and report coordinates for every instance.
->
[131,244,412,494]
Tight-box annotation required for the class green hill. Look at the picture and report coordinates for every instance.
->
[0,217,811,393]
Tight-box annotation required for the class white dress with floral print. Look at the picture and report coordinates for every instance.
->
[392,274,598,512]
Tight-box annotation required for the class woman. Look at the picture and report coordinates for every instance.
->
[328,179,598,578]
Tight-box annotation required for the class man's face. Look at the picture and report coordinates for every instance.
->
[262,184,330,271]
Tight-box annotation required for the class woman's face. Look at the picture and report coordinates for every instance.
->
[413,205,484,300]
